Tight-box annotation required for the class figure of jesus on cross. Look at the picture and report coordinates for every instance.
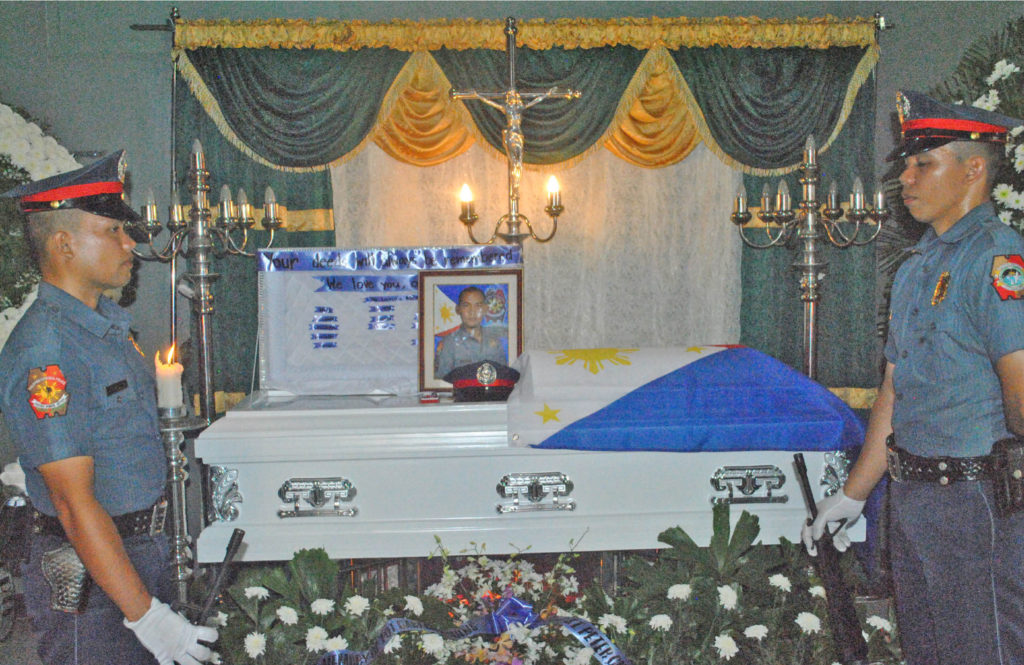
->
[451,17,580,244]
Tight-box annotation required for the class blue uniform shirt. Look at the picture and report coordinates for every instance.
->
[0,282,165,516]
[885,202,1024,457]
[435,325,509,379]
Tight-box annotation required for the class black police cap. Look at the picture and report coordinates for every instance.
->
[887,90,1022,161]
[443,361,520,402]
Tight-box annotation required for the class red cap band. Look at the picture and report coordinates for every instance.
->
[903,118,1007,135]
[451,379,516,389]
[20,181,124,203]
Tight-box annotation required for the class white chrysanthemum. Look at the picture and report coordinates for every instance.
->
[310,598,335,615]
[213,611,228,627]
[382,634,401,654]
[1000,210,1015,226]
[244,586,269,600]
[667,583,691,600]
[276,606,298,625]
[974,89,1000,112]
[992,183,1014,203]
[507,623,530,643]
[325,636,349,651]
[986,58,1022,85]
[744,624,768,641]
[570,646,595,665]
[713,633,739,660]
[808,585,827,599]
[209,651,222,664]
[306,626,329,652]
[421,633,445,655]
[1009,190,1024,211]
[244,632,267,658]
[795,611,822,634]
[649,614,673,631]
[403,595,424,616]
[768,574,792,592]
[866,615,894,633]
[717,584,738,610]
[345,595,370,616]
[597,613,628,634]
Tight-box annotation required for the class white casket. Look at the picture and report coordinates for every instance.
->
[194,393,861,563]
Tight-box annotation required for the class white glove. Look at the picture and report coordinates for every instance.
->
[125,597,219,665]
[801,491,866,556]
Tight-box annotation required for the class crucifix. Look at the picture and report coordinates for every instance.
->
[451,17,581,244]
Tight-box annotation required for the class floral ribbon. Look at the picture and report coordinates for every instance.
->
[316,595,630,665]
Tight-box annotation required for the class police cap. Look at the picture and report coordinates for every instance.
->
[1,150,141,224]
[887,90,1022,161]
[444,361,520,402]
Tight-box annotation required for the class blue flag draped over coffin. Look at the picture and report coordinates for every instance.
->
[507,346,864,452]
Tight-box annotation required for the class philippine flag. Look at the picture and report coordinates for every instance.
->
[507,346,864,453]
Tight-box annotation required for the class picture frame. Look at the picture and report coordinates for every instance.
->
[418,268,523,392]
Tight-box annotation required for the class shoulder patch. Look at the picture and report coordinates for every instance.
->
[26,365,69,419]
[991,255,1024,301]
[932,272,951,305]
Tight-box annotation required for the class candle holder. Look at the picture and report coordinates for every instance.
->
[729,136,890,380]
[451,17,579,245]
[158,405,206,605]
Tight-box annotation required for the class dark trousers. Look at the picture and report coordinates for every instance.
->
[889,479,1024,665]
[23,532,173,665]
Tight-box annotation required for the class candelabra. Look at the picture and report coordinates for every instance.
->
[452,17,580,244]
[131,139,282,603]
[730,136,889,380]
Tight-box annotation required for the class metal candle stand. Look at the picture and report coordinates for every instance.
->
[730,136,890,380]
[157,406,206,601]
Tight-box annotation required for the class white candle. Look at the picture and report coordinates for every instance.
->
[155,345,184,409]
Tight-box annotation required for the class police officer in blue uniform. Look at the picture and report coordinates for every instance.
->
[803,92,1024,664]
[434,286,509,379]
[0,152,217,664]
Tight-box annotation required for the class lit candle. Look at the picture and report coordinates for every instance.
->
[734,183,747,214]
[850,177,865,210]
[459,183,475,219]
[546,176,561,209]
[804,135,816,166]
[154,345,184,409]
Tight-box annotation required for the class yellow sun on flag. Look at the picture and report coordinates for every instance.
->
[535,403,561,423]
[550,348,638,374]
[439,304,454,324]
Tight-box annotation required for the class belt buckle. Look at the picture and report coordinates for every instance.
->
[149,499,168,536]
[886,447,904,482]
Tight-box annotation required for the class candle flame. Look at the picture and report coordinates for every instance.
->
[158,345,177,365]
[546,176,560,194]
[459,183,473,203]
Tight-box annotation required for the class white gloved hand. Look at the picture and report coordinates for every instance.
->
[125,597,219,665]
[800,491,866,556]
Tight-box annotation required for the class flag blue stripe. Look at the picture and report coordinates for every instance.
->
[533,348,865,452]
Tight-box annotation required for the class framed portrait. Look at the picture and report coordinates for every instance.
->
[418,268,523,392]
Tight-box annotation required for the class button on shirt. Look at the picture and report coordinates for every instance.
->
[0,283,165,516]
[885,203,1024,457]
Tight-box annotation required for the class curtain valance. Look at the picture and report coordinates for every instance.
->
[173,16,879,175]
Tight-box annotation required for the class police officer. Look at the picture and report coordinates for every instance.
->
[0,152,217,664]
[803,92,1024,664]
[435,286,509,379]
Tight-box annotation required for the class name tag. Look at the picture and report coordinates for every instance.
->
[105,380,128,396]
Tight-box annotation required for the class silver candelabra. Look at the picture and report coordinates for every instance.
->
[452,17,579,244]
[730,136,889,380]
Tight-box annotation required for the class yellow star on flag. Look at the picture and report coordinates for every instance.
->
[686,346,705,353]
[535,403,561,423]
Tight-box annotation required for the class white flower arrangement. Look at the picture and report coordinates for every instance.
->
[0,103,79,180]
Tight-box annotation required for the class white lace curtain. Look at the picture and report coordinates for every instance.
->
[331,142,741,351]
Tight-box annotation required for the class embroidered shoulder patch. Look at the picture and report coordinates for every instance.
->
[991,255,1024,301]
[26,365,69,419]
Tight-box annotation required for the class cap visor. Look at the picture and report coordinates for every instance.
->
[885,136,956,161]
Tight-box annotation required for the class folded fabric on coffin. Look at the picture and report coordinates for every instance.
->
[507,345,865,452]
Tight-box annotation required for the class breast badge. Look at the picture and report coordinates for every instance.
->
[931,271,950,305]
[991,255,1024,301]
[27,365,69,419]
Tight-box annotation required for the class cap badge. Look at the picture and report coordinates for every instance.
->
[931,271,950,305]
[26,365,69,419]
[476,362,497,386]
[117,153,127,183]
[991,255,1024,301]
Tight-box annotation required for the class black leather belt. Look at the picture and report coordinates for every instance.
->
[31,497,168,539]
[886,435,993,484]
